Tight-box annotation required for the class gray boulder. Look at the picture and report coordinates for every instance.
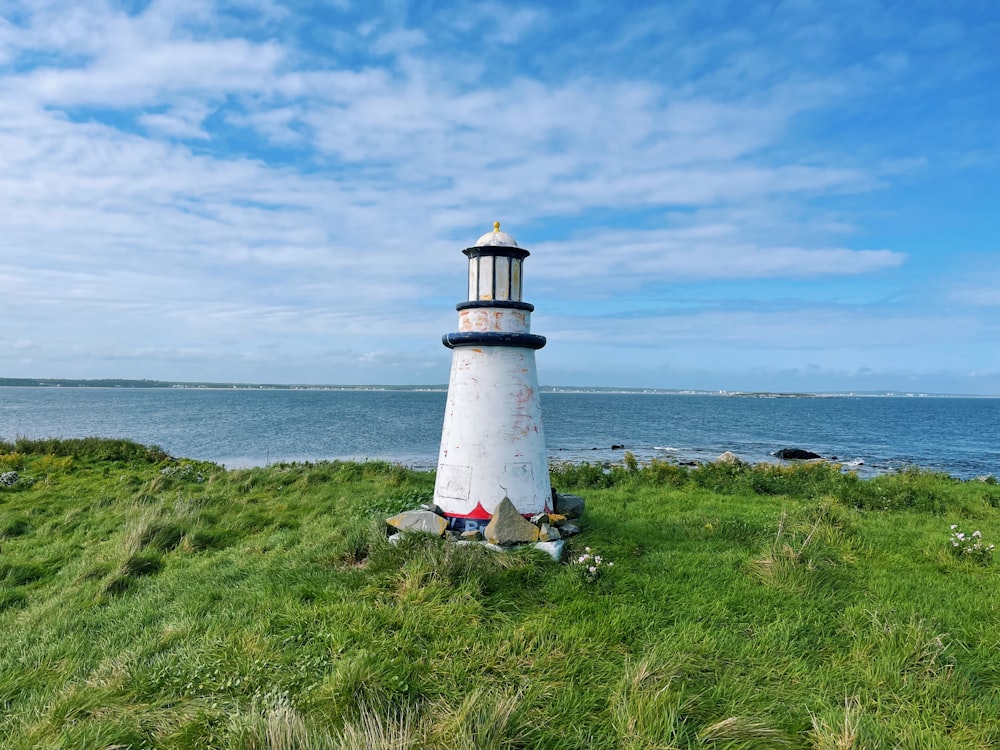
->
[535,540,565,562]
[386,509,448,536]
[539,523,561,541]
[554,493,585,519]
[484,497,540,546]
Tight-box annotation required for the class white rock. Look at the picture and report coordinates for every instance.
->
[535,540,565,562]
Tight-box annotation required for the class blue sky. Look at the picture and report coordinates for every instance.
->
[2,0,998,393]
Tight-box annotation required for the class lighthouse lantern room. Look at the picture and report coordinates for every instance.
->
[433,223,552,530]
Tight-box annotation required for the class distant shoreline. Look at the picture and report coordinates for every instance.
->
[0,377,996,398]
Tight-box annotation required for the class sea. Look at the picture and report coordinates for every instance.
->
[1,387,998,480]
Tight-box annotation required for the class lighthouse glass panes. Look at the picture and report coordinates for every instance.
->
[467,252,524,302]
[433,223,552,530]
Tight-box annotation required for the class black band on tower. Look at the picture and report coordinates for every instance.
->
[443,332,547,350]
[456,300,534,312]
[463,247,530,260]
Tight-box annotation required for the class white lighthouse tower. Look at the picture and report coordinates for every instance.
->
[433,223,552,531]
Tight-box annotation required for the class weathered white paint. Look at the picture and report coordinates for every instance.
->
[434,224,551,524]
[475,224,519,247]
[457,307,530,334]
[510,260,522,300]
[494,256,511,301]
[435,345,550,519]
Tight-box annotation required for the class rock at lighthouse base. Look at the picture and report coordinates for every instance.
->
[554,493,586,519]
[484,497,540,546]
[386,510,448,537]
[534,539,565,562]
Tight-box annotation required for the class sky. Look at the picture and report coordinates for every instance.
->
[2,1,999,394]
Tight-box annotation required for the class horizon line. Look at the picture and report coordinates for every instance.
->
[1,377,996,399]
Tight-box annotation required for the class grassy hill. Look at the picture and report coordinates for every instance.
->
[1,438,998,749]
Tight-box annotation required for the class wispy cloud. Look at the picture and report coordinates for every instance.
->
[1,0,997,391]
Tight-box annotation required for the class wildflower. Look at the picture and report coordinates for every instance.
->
[949,524,995,565]
[571,547,615,582]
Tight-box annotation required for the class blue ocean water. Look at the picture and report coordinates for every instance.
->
[1,387,998,479]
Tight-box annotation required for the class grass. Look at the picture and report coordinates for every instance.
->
[1,440,999,748]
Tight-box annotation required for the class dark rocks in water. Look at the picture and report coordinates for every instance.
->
[774,448,822,460]
[611,444,625,450]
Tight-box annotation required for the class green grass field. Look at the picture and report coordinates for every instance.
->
[1,438,998,749]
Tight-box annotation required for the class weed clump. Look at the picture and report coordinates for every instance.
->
[0,517,33,538]
[948,524,995,564]
[0,561,49,587]
[8,437,168,463]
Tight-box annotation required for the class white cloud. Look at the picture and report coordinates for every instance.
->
[964,289,1000,306]
[372,28,427,56]
[138,100,214,138]
[529,225,904,294]
[1,0,995,390]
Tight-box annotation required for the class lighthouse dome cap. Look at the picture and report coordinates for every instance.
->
[474,221,519,247]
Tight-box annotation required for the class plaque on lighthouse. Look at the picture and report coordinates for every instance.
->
[433,223,552,531]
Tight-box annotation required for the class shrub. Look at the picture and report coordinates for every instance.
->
[35,454,74,474]
[12,437,169,463]
[550,461,616,489]
[634,458,689,488]
[844,469,952,512]
[0,453,26,472]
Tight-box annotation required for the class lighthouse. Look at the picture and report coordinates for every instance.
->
[433,223,552,531]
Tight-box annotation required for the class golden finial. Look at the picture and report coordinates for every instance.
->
[493,221,501,232]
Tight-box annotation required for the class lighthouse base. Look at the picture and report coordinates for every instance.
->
[433,345,552,520]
